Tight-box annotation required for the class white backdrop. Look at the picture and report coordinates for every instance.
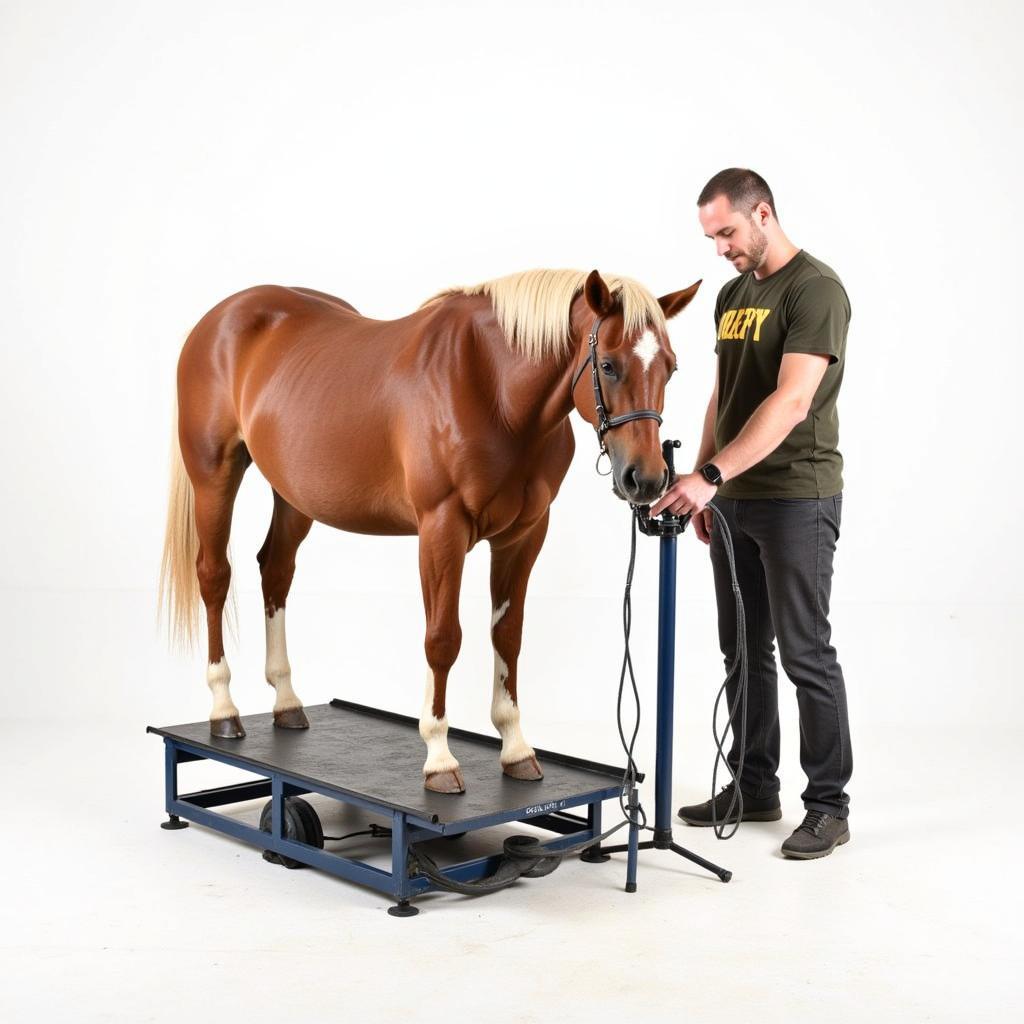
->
[1,2,1020,1020]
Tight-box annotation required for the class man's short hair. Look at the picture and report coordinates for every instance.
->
[698,168,777,220]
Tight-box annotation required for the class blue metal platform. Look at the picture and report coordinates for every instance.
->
[148,699,641,912]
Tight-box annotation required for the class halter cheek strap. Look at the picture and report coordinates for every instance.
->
[570,317,664,456]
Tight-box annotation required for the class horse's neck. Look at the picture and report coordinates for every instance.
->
[431,293,589,439]
[493,345,580,438]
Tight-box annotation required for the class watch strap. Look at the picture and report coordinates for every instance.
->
[700,462,723,487]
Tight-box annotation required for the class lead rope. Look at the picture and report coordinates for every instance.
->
[616,508,649,829]
[704,502,749,840]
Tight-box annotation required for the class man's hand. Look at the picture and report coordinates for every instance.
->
[691,508,713,545]
[649,472,718,520]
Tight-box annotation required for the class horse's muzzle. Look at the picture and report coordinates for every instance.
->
[614,463,670,505]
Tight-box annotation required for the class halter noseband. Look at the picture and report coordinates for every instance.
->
[570,316,664,464]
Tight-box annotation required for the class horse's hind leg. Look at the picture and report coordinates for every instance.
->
[191,442,250,738]
[256,491,313,729]
[488,513,549,781]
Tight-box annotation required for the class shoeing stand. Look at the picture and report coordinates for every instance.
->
[584,440,732,889]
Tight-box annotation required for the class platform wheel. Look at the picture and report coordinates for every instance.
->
[259,796,324,869]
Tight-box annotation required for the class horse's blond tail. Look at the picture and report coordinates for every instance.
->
[159,395,200,649]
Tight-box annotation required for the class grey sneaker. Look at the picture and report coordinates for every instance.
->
[677,782,782,826]
[781,810,850,859]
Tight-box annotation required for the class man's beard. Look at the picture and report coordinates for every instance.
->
[730,219,769,270]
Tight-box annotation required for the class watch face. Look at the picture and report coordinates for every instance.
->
[703,464,721,485]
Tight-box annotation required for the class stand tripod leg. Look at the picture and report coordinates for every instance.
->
[625,788,640,893]
[669,842,732,883]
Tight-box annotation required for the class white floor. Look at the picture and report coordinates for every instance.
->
[2,703,1019,1022]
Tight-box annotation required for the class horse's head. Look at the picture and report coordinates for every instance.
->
[571,270,701,504]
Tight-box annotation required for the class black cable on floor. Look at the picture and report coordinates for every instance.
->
[322,822,392,843]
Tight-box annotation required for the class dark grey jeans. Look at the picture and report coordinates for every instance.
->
[709,494,852,818]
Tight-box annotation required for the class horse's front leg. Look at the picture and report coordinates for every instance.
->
[417,503,472,794]
[488,511,550,781]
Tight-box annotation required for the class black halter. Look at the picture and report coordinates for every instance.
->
[570,316,664,469]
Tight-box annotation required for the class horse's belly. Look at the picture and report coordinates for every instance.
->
[315,487,419,536]
[245,428,418,536]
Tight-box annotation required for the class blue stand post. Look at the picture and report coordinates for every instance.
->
[600,440,733,889]
[653,531,678,845]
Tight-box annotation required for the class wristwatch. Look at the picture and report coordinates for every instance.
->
[699,462,724,487]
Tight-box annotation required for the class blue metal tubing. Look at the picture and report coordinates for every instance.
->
[655,534,678,835]
[163,738,616,901]
[163,737,446,833]
[164,737,619,837]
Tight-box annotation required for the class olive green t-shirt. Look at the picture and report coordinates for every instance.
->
[713,250,850,499]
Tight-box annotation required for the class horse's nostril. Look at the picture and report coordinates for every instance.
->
[625,465,640,492]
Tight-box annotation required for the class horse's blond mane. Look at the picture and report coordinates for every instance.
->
[421,268,667,361]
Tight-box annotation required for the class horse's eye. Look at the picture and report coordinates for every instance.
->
[600,361,615,376]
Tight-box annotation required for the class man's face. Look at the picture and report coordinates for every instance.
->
[698,195,769,274]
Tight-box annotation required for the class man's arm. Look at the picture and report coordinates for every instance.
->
[713,351,830,482]
[650,352,831,528]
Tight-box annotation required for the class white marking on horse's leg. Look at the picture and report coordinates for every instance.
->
[207,658,239,721]
[491,598,510,629]
[264,608,302,712]
[419,669,459,775]
[633,329,660,373]
[491,651,535,766]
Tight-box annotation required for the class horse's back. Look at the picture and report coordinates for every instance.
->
[189,284,361,345]
[178,284,424,533]
[286,286,361,316]
[180,284,372,395]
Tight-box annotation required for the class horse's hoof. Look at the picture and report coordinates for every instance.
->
[274,707,310,729]
[210,715,245,739]
[424,768,465,794]
[503,756,543,781]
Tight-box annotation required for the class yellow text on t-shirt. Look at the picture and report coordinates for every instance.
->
[718,307,772,342]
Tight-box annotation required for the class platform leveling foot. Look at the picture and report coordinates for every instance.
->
[160,814,189,830]
[387,900,419,918]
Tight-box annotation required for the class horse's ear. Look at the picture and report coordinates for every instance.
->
[584,269,614,316]
[658,280,702,320]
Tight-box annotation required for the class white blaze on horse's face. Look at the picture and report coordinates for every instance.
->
[633,329,661,374]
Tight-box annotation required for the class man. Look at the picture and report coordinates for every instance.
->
[650,168,852,860]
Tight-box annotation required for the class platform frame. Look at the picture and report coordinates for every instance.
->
[149,698,642,911]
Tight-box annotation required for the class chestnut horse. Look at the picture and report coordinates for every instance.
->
[160,269,700,793]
